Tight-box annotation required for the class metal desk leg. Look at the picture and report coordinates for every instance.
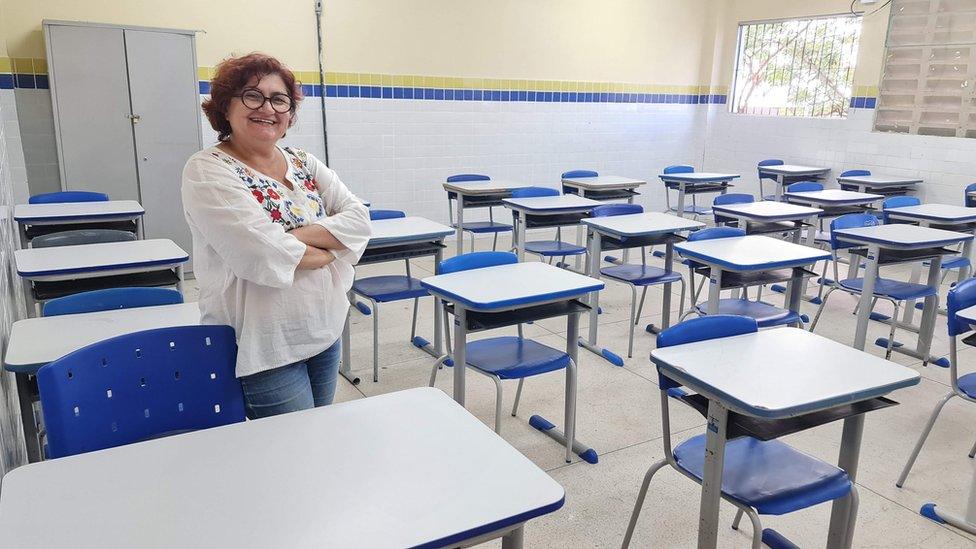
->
[21,277,36,319]
[920,468,976,535]
[827,414,864,548]
[646,241,675,334]
[18,223,28,250]
[706,267,723,316]
[413,246,448,362]
[453,306,467,405]
[698,399,729,548]
[675,182,687,218]
[16,373,42,463]
[916,257,943,364]
[501,525,524,549]
[455,195,465,256]
[574,221,584,271]
[579,230,622,366]
[339,291,359,385]
[774,174,784,201]
[853,246,880,351]
[175,265,185,295]
[959,236,974,282]
[515,214,526,262]
[136,217,145,239]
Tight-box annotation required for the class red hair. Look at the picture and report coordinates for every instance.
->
[202,53,303,142]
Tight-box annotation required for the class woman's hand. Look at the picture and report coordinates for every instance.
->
[297,245,336,270]
[288,224,348,251]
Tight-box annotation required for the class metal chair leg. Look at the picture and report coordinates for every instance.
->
[490,375,504,433]
[428,355,449,387]
[635,286,648,323]
[469,231,475,252]
[372,301,380,382]
[628,285,638,358]
[885,302,901,360]
[969,437,976,458]
[410,297,419,340]
[843,486,860,549]
[621,458,669,548]
[897,392,957,487]
[732,508,744,530]
[512,378,525,416]
[492,231,499,251]
[809,287,838,331]
[743,507,764,549]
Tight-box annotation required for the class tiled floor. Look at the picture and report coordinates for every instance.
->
[184,231,976,547]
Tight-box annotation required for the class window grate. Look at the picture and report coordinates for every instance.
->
[731,15,862,118]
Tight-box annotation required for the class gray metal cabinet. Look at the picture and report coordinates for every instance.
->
[44,21,201,261]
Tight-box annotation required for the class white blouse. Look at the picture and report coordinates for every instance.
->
[182,146,370,377]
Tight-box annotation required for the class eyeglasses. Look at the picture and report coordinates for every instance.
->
[236,88,294,114]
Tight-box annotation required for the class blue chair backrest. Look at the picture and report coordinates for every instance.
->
[592,203,644,217]
[446,174,490,183]
[786,181,823,193]
[713,194,755,225]
[562,170,598,179]
[663,165,694,175]
[369,209,406,221]
[511,186,559,198]
[29,191,109,204]
[948,278,976,337]
[687,226,746,242]
[38,325,245,459]
[829,213,879,250]
[965,183,976,207]
[840,169,871,178]
[757,159,784,182]
[43,288,184,317]
[30,229,137,249]
[655,315,758,389]
[883,196,921,210]
[439,251,518,275]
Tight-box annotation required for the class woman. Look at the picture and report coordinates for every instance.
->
[182,53,370,419]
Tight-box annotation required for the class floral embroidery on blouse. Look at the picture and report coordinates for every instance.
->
[211,147,326,230]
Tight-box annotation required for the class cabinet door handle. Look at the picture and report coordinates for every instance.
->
[127,114,141,124]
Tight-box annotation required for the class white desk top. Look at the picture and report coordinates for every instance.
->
[657,172,741,183]
[502,194,602,213]
[785,189,884,206]
[758,164,831,176]
[711,201,823,221]
[836,175,923,186]
[15,239,189,278]
[884,204,976,224]
[442,179,534,195]
[581,212,704,237]
[561,175,646,189]
[0,388,565,549]
[3,302,201,374]
[651,328,919,418]
[833,224,973,249]
[369,216,454,246]
[956,304,976,323]
[13,200,144,224]
[674,235,829,272]
[421,261,604,311]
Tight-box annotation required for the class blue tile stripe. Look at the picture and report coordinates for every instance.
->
[849,96,877,109]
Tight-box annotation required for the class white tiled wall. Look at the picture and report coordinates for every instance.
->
[0,88,28,474]
[702,106,976,203]
[13,89,60,197]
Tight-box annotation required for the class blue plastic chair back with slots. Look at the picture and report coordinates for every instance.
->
[29,191,109,204]
[965,183,976,207]
[369,209,406,221]
[757,159,784,200]
[882,196,921,224]
[440,251,518,274]
[657,315,757,389]
[30,229,137,249]
[687,226,745,242]
[43,287,184,317]
[713,193,754,225]
[839,169,872,191]
[829,213,878,251]
[446,174,490,183]
[511,186,560,199]
[562,170,598,179]
[663,165,694,175]
[592,204,643,217]
[948,277,976,337]
[37,325,245,459]
[786,181,823,193]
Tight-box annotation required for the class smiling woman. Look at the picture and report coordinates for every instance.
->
[181,52,371,420]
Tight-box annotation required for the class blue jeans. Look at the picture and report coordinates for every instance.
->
[239,339,341,419]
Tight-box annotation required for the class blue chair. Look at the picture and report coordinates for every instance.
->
[661,165,725,218]
[712,193,754,226]
[881,195,921,224]
[592,204,685,358]
[37,325,245,458]
[786,181,823,193]
[29,191,109,204]
[43,287,183,317]
[757,159,784,201]
[682,227,804,328]
[561,169,599,196]
[809,213,939,360]
[510,187,587,263]
[965,183,976,208]
[429,252,579,451]
[30,229,136,248]
[838,169,872,191]
[352,209,431,382]
[622,315,857,548]
[446,174,513,252]
[898,278,976,490]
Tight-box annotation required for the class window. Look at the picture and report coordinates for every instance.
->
[731,15,863,117]
[875,0,976,138]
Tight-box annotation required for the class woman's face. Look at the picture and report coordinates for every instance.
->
[225,74,293,147]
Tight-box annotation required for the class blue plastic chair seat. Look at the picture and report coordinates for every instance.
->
[352,275,428,302]
[674,435,851,515]
[601,264,682,286]
[524,240,587,256]
[464,337,570,380]
[924,256,971,270]
[695,298,801,328]
[455,221,513,234]
[956,373,976,398]
[838,278,937,301]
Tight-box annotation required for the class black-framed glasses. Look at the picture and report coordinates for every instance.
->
[236,88,294,113]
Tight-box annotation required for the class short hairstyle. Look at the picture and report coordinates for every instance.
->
[202,53,303,142]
